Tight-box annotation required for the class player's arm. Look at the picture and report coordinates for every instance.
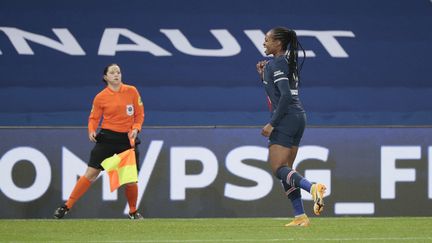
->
[270,61,292,127]
[132,87,145,132]
[88,95,103,142]
[270,80,292,127]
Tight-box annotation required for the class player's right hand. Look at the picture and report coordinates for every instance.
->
[256,60,267,80]
[261,123,274,137]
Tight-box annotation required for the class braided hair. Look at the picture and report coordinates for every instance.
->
[270,27,306,82]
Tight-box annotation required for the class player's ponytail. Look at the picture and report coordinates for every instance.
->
[287,29,298,78]
[271,27,306,82]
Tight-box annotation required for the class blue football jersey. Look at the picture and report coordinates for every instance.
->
[262,54,305,126]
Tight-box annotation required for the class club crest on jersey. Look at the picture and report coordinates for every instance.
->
[126,104,134,116]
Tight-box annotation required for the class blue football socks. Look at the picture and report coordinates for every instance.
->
[288,189,305,216]
[276,166,312,192]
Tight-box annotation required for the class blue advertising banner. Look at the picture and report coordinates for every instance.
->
[0,126,431,218]
[0,0,431,126]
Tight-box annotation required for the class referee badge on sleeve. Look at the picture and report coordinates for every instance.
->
[126,104,134,116]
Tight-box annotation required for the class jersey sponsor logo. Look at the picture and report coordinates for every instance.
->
[290,89,299,96]
[126,104,134,116]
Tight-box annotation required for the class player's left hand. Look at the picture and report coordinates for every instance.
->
[128,129,138,140]
[261,123,274,137]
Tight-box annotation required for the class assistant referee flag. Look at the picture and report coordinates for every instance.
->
[101,148,138,192]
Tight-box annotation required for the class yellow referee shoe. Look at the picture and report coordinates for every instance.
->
[311,183,326,215]
[284,214,310,227]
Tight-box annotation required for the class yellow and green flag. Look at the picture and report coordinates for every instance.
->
[101,148,138,192]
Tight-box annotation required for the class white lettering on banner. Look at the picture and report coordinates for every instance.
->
[292,146,331,200]
[244,29,356,58]
[3,141,432,217]
[0,147,51,202]
[98,28,172,56]
[0,27,85,55]
[296,30,355,58]
[3,143,431,206]
[334,202,375,214]
[381,146,421,199]
[224,146,272,201]
[160,29,241,57]
[0,27,354,57]
[170,147,218,200]
[62,147,117,201]
[0,143,333,204]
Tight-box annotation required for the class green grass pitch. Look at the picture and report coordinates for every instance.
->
[1,217,431,242]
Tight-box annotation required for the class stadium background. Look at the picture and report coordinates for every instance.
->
[0,0,431,218]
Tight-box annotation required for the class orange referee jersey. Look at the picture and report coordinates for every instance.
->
[88,84,144,133]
